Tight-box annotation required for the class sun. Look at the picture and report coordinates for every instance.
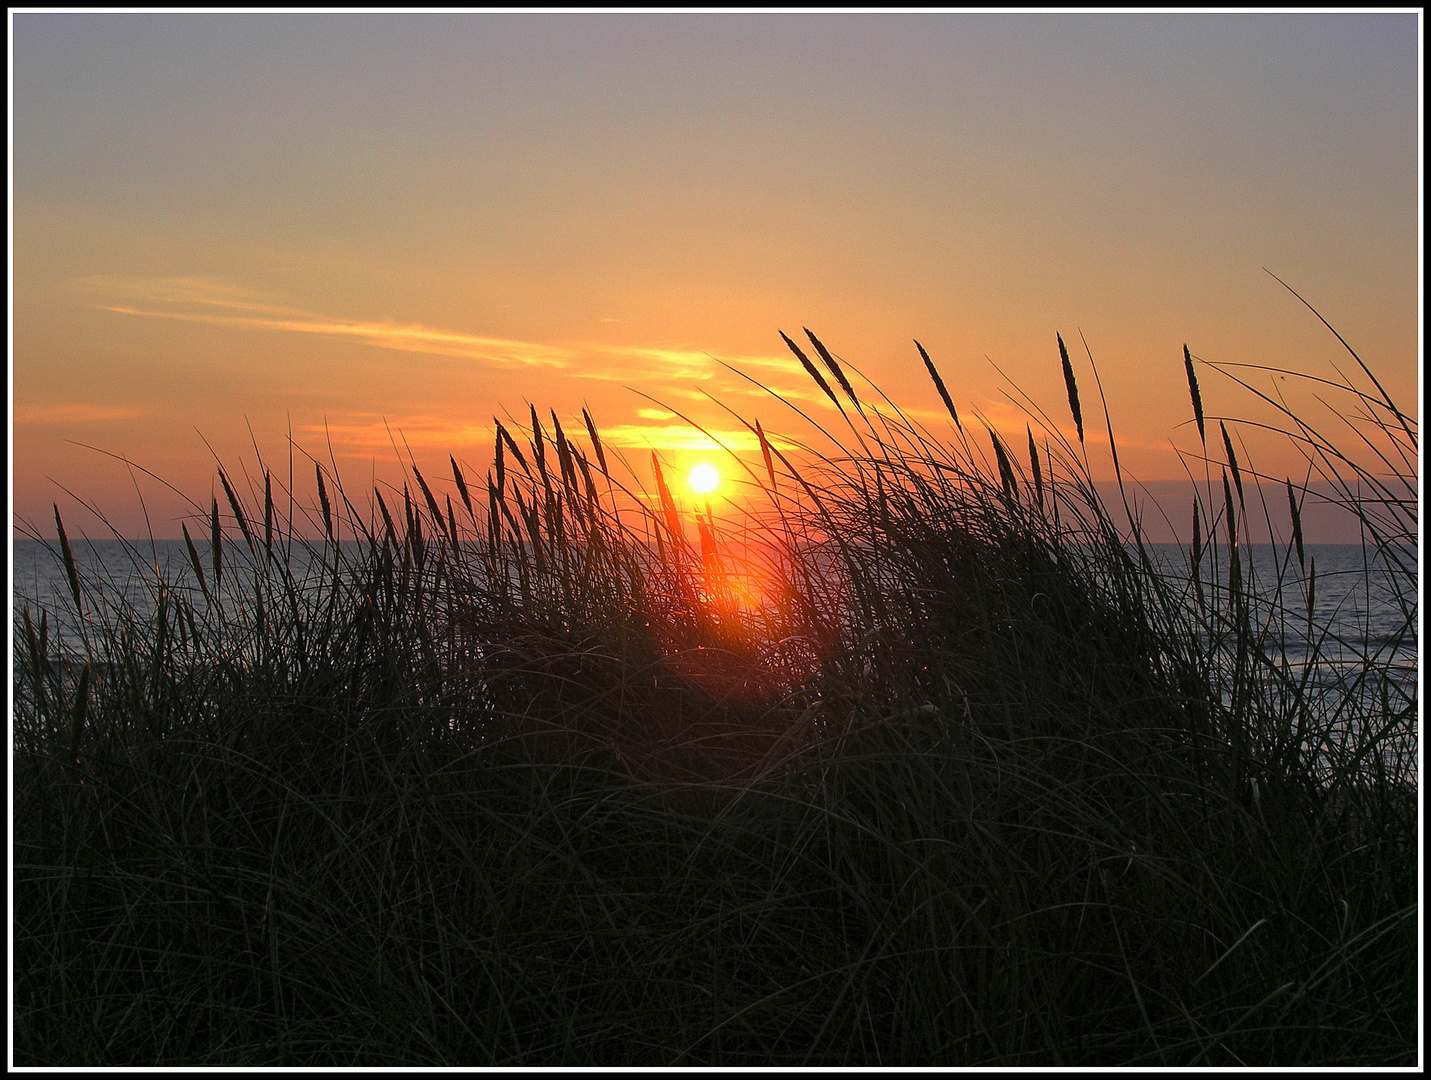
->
[688,463,720,495]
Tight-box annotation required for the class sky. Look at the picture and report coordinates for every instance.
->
[10,11,1421,541]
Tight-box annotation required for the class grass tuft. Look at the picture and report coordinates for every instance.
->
[13,316,1417,1066]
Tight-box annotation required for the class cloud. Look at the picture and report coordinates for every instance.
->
[296,415,497,454]
[595,423,795,454]
[574,346,724,384]
[287,414,799,473]
[79,275,806,389]
[95,303,575,369]
[14,403,150,424]
[72,274,284,312]
[964,396,1177,455]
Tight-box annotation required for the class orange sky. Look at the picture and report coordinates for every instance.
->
[10,12,1421,541]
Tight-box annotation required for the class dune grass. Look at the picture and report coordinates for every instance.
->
[11,318,1418,1066]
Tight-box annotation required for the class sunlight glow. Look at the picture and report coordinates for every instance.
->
[689,463,719,494]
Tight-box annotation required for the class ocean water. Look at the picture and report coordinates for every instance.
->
[13,538,1416,659]
[12,537,1417,785]
[1145,542,1417,675]
[1139,543,1417,780]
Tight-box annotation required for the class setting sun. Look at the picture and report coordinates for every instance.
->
[689,463,719,494]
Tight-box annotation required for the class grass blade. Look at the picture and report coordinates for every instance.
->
[67,662,90,767]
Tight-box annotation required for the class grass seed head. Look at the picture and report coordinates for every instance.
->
[805,327,861,410]
[916,339,961,432]
[1221,422,1244,506]
[1058,332,1084,444]
[782,330,841,411]
[582,406,609,478]
[317,464,334,539]
[53,504,83,614]
[210,496,223,590]
[1184,344,1206,447]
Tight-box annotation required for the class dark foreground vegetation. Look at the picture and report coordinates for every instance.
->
[13,314,1418,1065]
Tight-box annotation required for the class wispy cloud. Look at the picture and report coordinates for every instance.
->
[575,346,727,384]
[296,415,497,455]
[309,416,777,457]
[78,275,806,389]
[595,423,795,454]
[96,304,576,369]
[964,397,1176,455]
[14,403,150,424]
[72,275,287,312]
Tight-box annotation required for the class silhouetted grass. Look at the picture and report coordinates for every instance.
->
[12,313,1417,1065]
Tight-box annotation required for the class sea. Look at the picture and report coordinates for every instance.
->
[13,538,1417,666]
[12,538,1419,782]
